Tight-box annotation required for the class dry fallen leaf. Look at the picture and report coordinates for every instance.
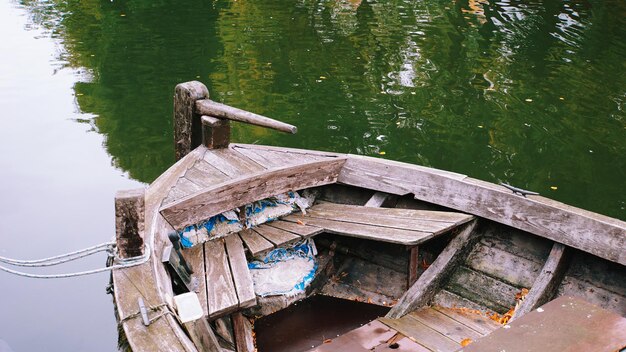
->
[323,339,332,344]
[461,338,473,347]
[296,219,306,226]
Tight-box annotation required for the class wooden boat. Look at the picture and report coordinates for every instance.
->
[111,81,626,352]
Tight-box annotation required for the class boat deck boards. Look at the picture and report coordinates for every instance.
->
[378,307,499,352]
[283,203,474,246]
[461,296,626,352]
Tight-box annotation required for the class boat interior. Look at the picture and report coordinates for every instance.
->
[150,144,625,352]
[112,83,625,352]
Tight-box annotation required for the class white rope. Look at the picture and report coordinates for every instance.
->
[0,242,113,267]
[0,243,151,279]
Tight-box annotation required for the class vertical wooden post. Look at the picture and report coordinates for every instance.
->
[115,188,146,259]
[407,245,419,288]
[232,312,255,352]
[202,115,231,149]
[174,81,209,161]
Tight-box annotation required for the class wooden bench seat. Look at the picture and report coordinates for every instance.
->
[187,202,473,321]
[282,202,474,246]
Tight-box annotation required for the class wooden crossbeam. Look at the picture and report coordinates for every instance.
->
[387,220,479,318]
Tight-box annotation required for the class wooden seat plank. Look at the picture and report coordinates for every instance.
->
[160,158,347,231]
[461,296,626,352]
[306,207,462,235]
[313,202,473,224]
[378,315,460,352]
[180,245,208,316]
[254,225,301,247]
[409,308,482,343]
[432,307,500,336]
[224,234,257,309]
[282,214,434,246]
[266,220,323,238]
[204,239,239,319]
[238,229,274,257]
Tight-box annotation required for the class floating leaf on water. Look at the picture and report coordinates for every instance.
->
[550,186,558,190]
[379,151,386,155]
[525,98,533,102]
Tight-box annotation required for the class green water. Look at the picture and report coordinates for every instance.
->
[20,0,626,214]
[0,0,624,350]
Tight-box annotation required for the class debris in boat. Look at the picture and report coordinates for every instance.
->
[179,191,315,248]
[248,239,317,296]
[421,258,430,269]
[461,338,473,346]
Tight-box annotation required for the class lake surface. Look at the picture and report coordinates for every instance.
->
[0,0,624,350]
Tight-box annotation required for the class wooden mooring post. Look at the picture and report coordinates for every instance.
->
[174,81,297,160]
[115,188,146,259]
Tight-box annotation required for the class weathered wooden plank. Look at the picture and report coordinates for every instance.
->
[311,320,398,351]
[557,276,626,315]
[431,290,490,315]
[364,192,396,208]
[205,239,239,319]
[201,115,230,149]
[113,147,207,352]
[231,145,283,168]
[480,224,552,265]
[232,312,255,352]
[115,188,146,259]
[461,296,626,352]
[305,205,467,235]
[512,243,569,320]
[564,250,626,295]
[372,336,431,352]
[232,143,343,159]
[315,236,409,274]
[224,235,256,309]
[312,202,472,224]
[446,266,519,314]
[237,147,323,168]
[180,245,208,316]
[265,220,323,238]
[378,315,460,352]
[338,155,626,265]
[387,220,479,318]
[466,243,542,288]
[203,148,265,177]
[184,162,229,188]
[176,176,203,195]
[238,229,274,257]
[283,215,433,246]
[183,319,221,352]
[253,225,301,247]
[196,99,297,134]
[408,246,419,288]
[337,155,467,196]
[432,306,501,336]
[174,81,209,160]
[160,158,347,231]
[113,268,193,351]
[409,308,481,343]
